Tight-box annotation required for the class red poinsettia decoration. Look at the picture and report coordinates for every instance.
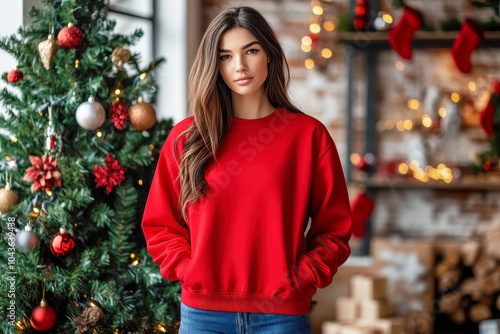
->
[23,155,62,192]
[93,153,126,193]
[110,102,129,130]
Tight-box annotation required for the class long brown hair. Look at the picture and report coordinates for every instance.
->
[174,6,303,222]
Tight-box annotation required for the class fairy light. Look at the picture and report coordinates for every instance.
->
[132,260,139,266]
[398,163,409,174]
[302,36,312,46]
[438,107,447,117]
[382,13,393,24]
[158,325,167,332]
[115,89,121,95]
[422,114,432,128]
[385,119,395,130]
[312,6,323,15]
[403,119,413,130]
[149,144,154,149]
[451,92,460,103]
[75,60,79,68]
[90,302,96,307]
[96,131,103,137]
[301,44,312,52]
[138,179,143,185]
[321,48,333,58]
[468,81,476,92]
[130,253,136,259]
[396,120,405,132]
[395,61,404,71]
[309,23,321,34]
[409,160,419,171]
[10,135,17,142]
[350,153,361,166]
[324,21,335,31]
[305,59,314,69]
[140,72,147,80]
[407,99,419,110]
[46,190,52,197]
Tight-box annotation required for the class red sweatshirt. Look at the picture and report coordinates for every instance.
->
[141,107,352,315]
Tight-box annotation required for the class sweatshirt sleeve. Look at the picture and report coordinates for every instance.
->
[141,143,191,282]
[295,141,352,289]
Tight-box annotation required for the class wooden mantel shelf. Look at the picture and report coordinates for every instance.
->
[337,31,500,49]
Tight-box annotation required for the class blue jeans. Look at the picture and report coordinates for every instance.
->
[179,301,311,334]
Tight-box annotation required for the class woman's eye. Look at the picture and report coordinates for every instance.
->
[248,49,259,54]
[220,55,230,60]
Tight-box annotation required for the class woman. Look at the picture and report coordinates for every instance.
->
[142,6,352,334]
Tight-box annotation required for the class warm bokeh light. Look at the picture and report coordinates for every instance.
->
[451,92,460,103]
[96,131,103,137]
[301,44,312,52]
[321,48,333,58]
[407,99,420,110]
[438,107,446,118]
[309,23,321,34]
[302,36,312,46]
[403,119,413,130]
[422,114,432,128]
[398,163,409,174]
[324,21,335,31]
[115,89,121,95]
[385,119,395,130]
[350,153,361,166]
[382,13,393,24]
[305,59,315,69]
[396,120,405,132]
[468,81,476,92]
[312,6,323,16]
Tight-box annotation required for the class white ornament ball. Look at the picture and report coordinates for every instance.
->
[76,97,106,130]
[15,224,40,252]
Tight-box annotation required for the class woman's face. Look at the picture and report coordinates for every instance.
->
[218,27,269,97]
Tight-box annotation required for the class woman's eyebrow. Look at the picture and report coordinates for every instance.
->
[219,41,260,53]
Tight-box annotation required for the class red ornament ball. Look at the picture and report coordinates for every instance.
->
[110,101,129,130]
[57,23,83,49]
[50,227,76,258]
[7,68,24,83]
[30,305,57,331]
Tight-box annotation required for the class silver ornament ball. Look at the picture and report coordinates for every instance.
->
[15,224,40,252]
[76,97,106,130]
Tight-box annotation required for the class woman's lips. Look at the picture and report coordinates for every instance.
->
[234,77,253,85]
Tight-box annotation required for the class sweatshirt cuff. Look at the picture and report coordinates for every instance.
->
[175,256,191,282]
[295,255,317,289]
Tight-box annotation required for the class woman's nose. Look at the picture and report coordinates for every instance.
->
[235,56,247,72]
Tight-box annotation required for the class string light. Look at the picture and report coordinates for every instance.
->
[396,120,405,132]
[46,190,52,197]
[323,21,335,31]
[96,131,103,137]
[305,59,314,69]
[321,48,333,58]
[75,60,79,68]
[309,23,321,34]
[132,260,139,266]
[115,89,121,95]
[140,72,147,80]
[398,163,409,174]
[138,179,143,185]
[312,6,324,16]
[90,302,96,307]
[407,99,419,110]
[10,135,17,142]
[301,44,312,52]
[451,92,460,103]
[403,119,413,130]
[302,36,312,46]
[438,107,447,117]
[422,114,432,128]
[468,81,476,92]
[130,253,136,259]
[382,13,393,24]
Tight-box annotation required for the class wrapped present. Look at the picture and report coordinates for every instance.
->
[322,321,382,334]
[359,299,396,321]
[336,297,361,322]
[357,318,406,334]
[351,274,387,301]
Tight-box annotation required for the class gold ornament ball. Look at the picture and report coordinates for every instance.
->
[0,188,19,213]
[129,98,157,131]
[111,46,131,71]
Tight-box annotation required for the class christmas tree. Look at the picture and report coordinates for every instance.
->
[0,1,182,333]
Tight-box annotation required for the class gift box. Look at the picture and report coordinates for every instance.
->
[357,318,406,334]
[359,299,396,321]
[322,321,382,334]
[351,274,387,301]
[336,297,361,322]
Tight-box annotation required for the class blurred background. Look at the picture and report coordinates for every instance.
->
[2,0,500,333]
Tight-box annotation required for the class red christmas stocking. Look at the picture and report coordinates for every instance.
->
[480,101,495,137]
[388,6,423,60]
[451,18,484,73]
[350,193,375,238]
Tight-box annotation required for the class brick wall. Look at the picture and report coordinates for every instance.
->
[200,0,500,245]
